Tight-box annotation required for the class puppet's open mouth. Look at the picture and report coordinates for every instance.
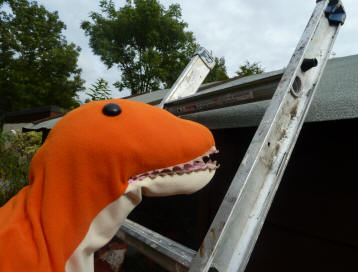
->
[128,146,219,183]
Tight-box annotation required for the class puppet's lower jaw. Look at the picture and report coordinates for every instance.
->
[133,168,216,197]
[66,165,216,272]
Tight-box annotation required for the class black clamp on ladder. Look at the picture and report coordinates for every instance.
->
[324,0,346,25]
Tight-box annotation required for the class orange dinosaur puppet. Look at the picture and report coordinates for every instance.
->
[0,99,218,272]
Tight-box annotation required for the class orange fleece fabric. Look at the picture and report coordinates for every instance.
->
[0,99,215,271]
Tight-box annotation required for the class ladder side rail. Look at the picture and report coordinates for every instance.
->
[189,1,345,271]
[159,47,215,108]
[117,219,195,271]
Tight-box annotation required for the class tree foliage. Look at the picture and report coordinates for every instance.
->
[236,61,264,78]
[85,78,112,102]
[0,130,41,206]
[82,0,199,95]
[0,0,84,117]
[204,57,229,83]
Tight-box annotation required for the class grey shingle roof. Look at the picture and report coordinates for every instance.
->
[24,54,358,130]
[136,54,358,129]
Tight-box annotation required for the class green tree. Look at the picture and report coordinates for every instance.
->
[0,0,85,118]
[0,130,41,206]
[236,61,264,78]
[204,56,229,83]
[81,0,198,95]
[85,78,113,102]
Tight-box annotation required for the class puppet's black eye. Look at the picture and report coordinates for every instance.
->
[102,103,122,116]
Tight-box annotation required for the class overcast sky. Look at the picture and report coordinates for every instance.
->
[34,0,357,100]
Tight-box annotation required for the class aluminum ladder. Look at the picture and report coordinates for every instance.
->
[116,1,346,271]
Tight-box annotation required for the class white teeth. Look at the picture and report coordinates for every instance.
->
[128,146,220,183]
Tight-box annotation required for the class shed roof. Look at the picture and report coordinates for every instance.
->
[23,54,358,131]
[4,105,64,124]
[127,54,358,129]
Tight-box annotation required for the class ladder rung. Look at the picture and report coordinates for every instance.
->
[117,219,195,272]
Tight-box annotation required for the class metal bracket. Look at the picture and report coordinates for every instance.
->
[325,0,346,25]
[194,47,215,70]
